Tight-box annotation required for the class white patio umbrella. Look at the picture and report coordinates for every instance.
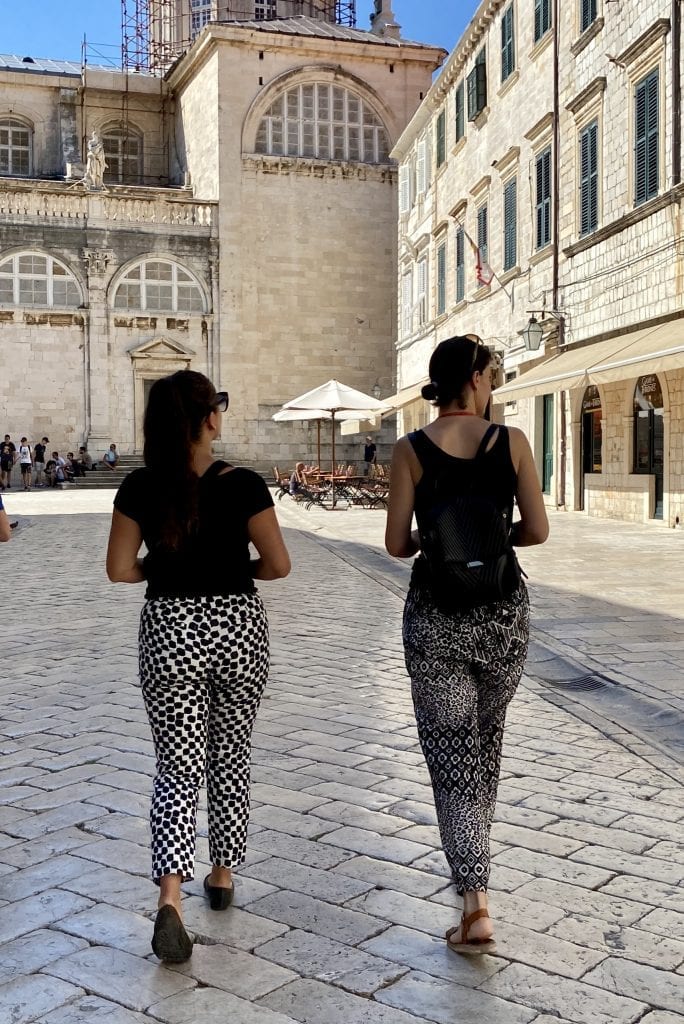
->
[272,406,381,467]
[282,380,389,506]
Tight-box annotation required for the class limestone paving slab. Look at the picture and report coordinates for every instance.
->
[582,957,684,1014]
[242,855,375,904]
[0,929,88,983]
[361,924,504,985]
[33,994,155,1024]
[319,826,433,864]
[247,888,388,944]
[636,907,684,942]
[333,855,450,898]
[0,829,96,869]
[147,987,301,1024]
[43,945,196,1012]
[0,974,85,1024]
[548,914,684,971]
[375,970,536,1024]
[260,976,437,1024]
[167,941,298,1000]
[0,890,93,945]
[56,903,154,958]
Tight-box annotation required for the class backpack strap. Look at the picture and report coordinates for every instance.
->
[474,423,502,461]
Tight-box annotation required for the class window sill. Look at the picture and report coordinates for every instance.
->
[469,106,490,130]
[563,187,681,258]
[571,17,604,57]
[529,243,554,266]
[435,161,448,180]
[452,298,467,314]
[500,265,521,285]
[530,30,553,63]
[473,283,492,300]
[451,137,467,158]
[498,69,519,99]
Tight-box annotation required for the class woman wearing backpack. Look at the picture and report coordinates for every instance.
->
[106,370,290,964]
[385,335,548,956]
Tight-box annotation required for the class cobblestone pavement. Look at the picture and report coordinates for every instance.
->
[1,490,683,1024]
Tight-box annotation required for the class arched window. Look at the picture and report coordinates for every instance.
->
[102,125,143,185]
[255,83,390,164]
[0,253,80,307]
[633,374,664,519]
[0,118,32,177]
[581,385,602,474]
[113,259,205,313]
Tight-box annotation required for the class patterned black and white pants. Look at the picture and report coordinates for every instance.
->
[403,584,529,894]
[138,592,269,883]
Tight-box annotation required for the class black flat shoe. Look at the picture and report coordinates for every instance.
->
[152,905,193,963]
[203,873,234,910]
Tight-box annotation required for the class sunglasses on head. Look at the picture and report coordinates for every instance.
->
[214,391,229,413]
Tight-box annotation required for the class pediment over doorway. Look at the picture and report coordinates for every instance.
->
[127,336,196,361]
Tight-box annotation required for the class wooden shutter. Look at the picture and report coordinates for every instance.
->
[536,147,552,248]
[399,164,410,214]
[437,242,447,315]
[504,177,517,270]
[580,120,598,234]
[534,0,543,42]
[477,204,488,262]
[455,227,465,302]
[402,270,412,336]
[501,6,514,82]
[436,110,446,167]
[418,258,428,323]
[455,83,465,142]
[416,139,426,194]
[635,70,659,205]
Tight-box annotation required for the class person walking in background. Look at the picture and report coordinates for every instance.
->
[33,437,48,488]
[363,435,377,476]
[385,335,548,956]
[1,435,15,490]
[106,369,290,965]
[17,438,32,490]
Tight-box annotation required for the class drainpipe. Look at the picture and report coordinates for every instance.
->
[673,0,681,187]
[553,0,566,508]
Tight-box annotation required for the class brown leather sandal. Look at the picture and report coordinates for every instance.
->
[446,908,496,955]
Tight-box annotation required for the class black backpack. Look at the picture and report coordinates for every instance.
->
[414,424,521,613]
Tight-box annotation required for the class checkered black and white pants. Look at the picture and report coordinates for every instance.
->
[138,592,269,883]
[403,584,529,894]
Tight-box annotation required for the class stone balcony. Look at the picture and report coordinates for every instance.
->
[0,178,217,234]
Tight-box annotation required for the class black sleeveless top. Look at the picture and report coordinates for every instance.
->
[408,424,517,588]
[114,461,274,600]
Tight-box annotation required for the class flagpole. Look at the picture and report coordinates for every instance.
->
[459,222,513,303]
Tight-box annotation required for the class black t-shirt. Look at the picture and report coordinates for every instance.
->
[1,442,15,463]
[114,462,274,600]
[34,444,46,463]
[364,443,376,462]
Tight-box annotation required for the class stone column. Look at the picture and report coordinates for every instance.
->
[81,235,114,455]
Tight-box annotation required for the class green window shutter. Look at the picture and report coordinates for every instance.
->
[455,82,465,142]
[536,147,552,248]
[467,49,487,120]
[477,204,488,263]
[455,227,465,302]
[535,0,551,41]
[581,0,597,32]
[501,6,514,83]
[437,242,447,315]
[580,120,598,234]
[436,109,446,167]
[503,177,517,270]
[635,70,659,205]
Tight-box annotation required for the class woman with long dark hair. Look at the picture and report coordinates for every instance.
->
[106,370,290,963]
[385,336,548,955]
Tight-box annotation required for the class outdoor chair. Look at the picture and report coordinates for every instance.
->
[272,465,290,501]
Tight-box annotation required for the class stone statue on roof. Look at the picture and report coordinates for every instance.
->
[83,131,107,190]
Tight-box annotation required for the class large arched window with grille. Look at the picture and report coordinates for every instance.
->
[113,259,205,313]
[102,125,143,184]
[0,118,32,177]
[0,253,80,307]
[255,83,390,164]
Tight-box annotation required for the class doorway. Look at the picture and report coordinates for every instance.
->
[633,374,664,520]
[542,393,554,495]
[580,385,602,511]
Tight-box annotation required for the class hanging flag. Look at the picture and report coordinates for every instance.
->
[464,228,493,287]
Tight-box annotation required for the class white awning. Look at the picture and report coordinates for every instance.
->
[494,319,684,400]
[381,379,429,412]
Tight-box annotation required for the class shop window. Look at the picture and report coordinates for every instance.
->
[581,385,602,473]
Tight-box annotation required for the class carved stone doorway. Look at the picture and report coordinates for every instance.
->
[128,336,196,452]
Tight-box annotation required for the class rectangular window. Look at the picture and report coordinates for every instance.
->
[635,69,659,206]
[467,49,488,121]
[580,119,599,235]
[455,82,465,142]
[455,226,465,303]
[534,0,551,43]
[191,0,212,35]
[436,109,446,168]
[254,1,277,18]
[503,177,517,270]
[501,5,515,83]
[399,164,410,214]
[436,241,447,315]
[536,146,552,249]
[477,204,488,264]
[402,270,413,337]
[416,139,427,194]
[580,0,597,33]
[417,258,428,325]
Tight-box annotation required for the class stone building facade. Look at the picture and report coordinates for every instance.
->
[392,0,684,526]
[0,4,444,469]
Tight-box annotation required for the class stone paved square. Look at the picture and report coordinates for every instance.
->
[0,490,682,1023]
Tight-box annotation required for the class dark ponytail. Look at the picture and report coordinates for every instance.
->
[422,335,491,408]
[143,370,218,550]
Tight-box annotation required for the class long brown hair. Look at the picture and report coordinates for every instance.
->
[143,370,218,550]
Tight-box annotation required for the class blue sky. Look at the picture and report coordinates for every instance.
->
[2,2,477,64]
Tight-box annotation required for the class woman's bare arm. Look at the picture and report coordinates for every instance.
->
[0,508,11,542]
[385,437,421,558]
[248,507,291,580]
[510,428,549,546]
[106,509,146,583]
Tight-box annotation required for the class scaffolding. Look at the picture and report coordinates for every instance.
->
[122,0,358,73]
